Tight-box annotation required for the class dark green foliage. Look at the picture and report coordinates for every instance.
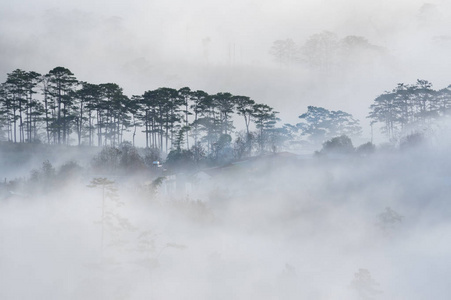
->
[356,142,376,156]
[165,149,195,172]
[4,64,450,166]
[297,106,362,143]
[57,161,83,182]
[233,132,248,160]
[320,135,355,155]
[92,146,122,173]
[368,80,440,139]
[400,132,424,150]
[0,65,282,165]
[29,160,56,193]
[30,160,55,182]
[212,134,233,163]
[118,142,146,173]
[252,103,280,152]
[190,142,206,166]
[92,143,146,174]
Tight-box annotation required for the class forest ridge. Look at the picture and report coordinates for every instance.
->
[1,67,450,158]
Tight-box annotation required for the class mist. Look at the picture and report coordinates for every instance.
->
[2,0,451,299]
[2,127,451,299]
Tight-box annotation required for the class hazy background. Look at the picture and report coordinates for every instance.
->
[1,0,451,144]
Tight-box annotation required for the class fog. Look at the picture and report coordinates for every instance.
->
[2,1,451,299]
[2,124,451,299]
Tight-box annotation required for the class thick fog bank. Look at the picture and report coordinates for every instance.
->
[1,137,451,299]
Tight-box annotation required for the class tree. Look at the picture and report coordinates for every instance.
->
[4,69,38,143]
[91,146,122,174]
[252,103,279,152]
[156,87,181,153]
[411,79,437,123]
[301,31,339,71]
[165,148,195,172]
[29,160,56,193]
[178,87,193,149]
[75,82,101,145]
[297,106,361,144]
[319,135,354,155]
[87,177,118,254]
[17,70,42,142]
[0,83,16,141]
[98,83,129,147]
[435,85,451,116]
[356,142,375,156]
[269,38,299,66]
[192,93,221,153]
[212,92,235,135]
[45,67,78,144]
[234,95,255,155]
[368,80,440,140]
[338,35,385,68]
[189,90,209,145]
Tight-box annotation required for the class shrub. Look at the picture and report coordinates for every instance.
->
[356,142,376,155]
[320,135,355,154]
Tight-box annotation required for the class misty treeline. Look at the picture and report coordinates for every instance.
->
[269,31,385,70]
[0,67,282,156]
[0,66,364,163]
[368,80,451,140]
[2,66,451,165]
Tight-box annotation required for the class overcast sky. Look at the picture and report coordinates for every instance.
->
[1,0,451,140]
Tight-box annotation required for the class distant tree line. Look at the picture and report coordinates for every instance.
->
[368,80,451,140]
[283,106,362,145]
[4,65,447,162]
[269,31,385,71]
[0,67,284,159]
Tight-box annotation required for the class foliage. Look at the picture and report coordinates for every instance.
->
[269,32,385,71]
[57,160,83,182]
[91,146,122,173]
[400,132,424,150]
[212,133,233,163]
[143,147,162,168]
[118,142,146,173]
[368,80,442,139]
[165,149,195,172]
[296,106,362,144]
[190,142,206,166]
[319,135,355,155]
[301,31,339,71]
[356,142,376,156]
[29,160,56,193]
[91,143,146,174]
[2,64,451,160]
[269,38,299,65]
